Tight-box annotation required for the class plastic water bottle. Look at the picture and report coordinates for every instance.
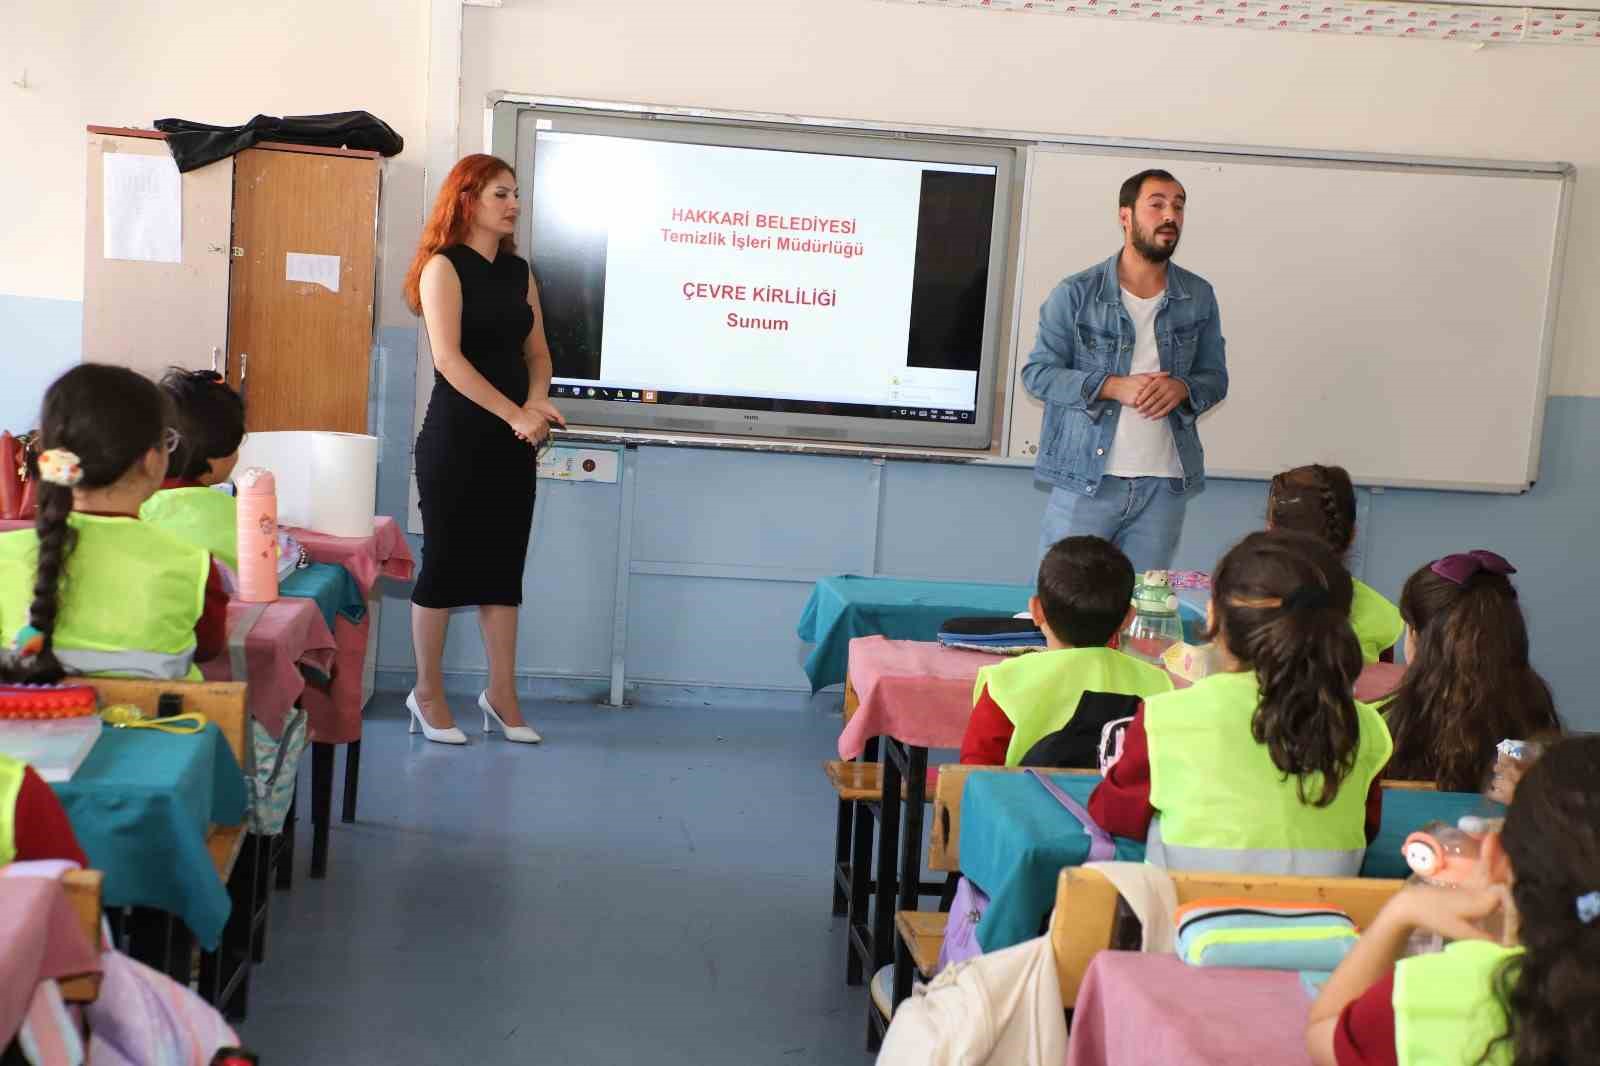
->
[235,467,279,603]
[1400,818,1504,956]
[1122,570,1184,663]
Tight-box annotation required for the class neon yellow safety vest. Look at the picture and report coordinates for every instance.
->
[0,754,23,865]
[0,513,209,681]
[974,646,1174,767]
[1394,940,1522,1066]
[141,485,239,572]
[1351,579,1405,664]
[1145,670,1393,875]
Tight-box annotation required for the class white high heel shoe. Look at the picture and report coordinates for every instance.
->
[479,691,541,744]
[406,690,466,745]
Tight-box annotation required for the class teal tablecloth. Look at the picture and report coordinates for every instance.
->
[960,773,1146,952]
[280,561,366,631]
[959,772,1490,954]
[51,724,247,949]
[797,576,1030,692]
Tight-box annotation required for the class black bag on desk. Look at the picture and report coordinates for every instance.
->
[1018,691,1141,770]
[154,110,404,172]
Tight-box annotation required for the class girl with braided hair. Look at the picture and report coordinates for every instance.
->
[0,364,226,683]
[1267,463,1404,663]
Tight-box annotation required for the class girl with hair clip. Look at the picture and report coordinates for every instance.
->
[0,364,226,683]
[1307,735,1600,1066]
[1088,529,1394,874]
[1267,464,1404,664]
[1382,551,1560,793]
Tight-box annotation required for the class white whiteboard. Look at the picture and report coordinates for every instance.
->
[1005,146,1571,492]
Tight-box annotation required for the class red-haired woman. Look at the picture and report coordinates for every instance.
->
[401,154,563,746]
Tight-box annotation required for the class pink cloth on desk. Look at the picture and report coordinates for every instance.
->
[1355,661,1406,703]
[202,598,336,738]
[299,614,370,744]
[286,515,414,598]
[0,877,100,1046]
[838,636,1004,759]
[1066,952,1312,1066]
[288,516,413,744]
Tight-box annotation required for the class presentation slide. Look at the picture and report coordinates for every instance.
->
[531,131,996,425]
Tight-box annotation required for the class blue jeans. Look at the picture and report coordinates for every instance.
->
[1038,477,1188,574]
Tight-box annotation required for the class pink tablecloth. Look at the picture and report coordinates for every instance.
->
[202,598,336,738]
[0,876,102,1045]
[286,515,414,598]
[1067,952,1312,1066]
[288,516,414,744]
[839,636,1407,762]
[838,637,1004,760]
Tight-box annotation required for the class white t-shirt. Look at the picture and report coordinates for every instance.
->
[1104,288,1183,479]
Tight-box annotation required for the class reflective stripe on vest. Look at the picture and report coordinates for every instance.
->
[1145,670,1393,874]
[974,646,1175,767]
[1350,579,1405,665]
[1394,940,1521,1066]
[0,755,23,865]
[141,485,239,572]
[55,644,199,681]
[0,513,209,681]
[1146,818,1366,876]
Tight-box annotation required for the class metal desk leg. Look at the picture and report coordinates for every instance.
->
[341,739,361,823]
[866,736,904,1051]
[310,741,334,878]
[892,745,929,1013]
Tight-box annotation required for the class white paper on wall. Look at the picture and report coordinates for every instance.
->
[285,252,341,293]
[103,153,182,263]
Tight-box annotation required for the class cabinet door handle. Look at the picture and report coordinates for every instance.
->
[239,352,248,400]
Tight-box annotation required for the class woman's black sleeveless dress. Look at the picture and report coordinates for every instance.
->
[412,244,537,608]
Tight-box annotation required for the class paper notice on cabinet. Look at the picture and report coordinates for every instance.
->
[286,252,341,293]
[103,154,182,263]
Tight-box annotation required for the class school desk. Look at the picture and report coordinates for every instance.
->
[1066,952,1313,1066]
[287,516,415,834]
[0,873,103,1042]
[959,773,1487,957]
[50,725,247,952]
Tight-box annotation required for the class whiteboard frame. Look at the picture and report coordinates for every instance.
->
[485,93,1574,488]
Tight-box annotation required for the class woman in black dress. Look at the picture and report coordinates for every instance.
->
[401,154,564,745]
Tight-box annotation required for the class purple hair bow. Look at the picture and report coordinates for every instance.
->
[1431,550,1516,586]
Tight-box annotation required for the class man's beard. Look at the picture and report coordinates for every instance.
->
[1131,219,1180,263]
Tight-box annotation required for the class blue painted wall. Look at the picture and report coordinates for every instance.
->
[7,296,1598,729]
[0,295,82,434]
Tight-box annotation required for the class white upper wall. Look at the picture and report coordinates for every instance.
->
[2,0,428,329]
[457,0,1600,397]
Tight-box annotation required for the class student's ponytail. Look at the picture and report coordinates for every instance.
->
[1209,531,1364,807]
[1488,737,1600,1066]
[0,365,171,684]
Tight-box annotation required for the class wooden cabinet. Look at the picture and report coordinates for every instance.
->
[82,127,381,434]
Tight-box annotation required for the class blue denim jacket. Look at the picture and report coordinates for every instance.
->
[1022,252,1229,495]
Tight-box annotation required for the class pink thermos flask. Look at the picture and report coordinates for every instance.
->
[235,467,279,603]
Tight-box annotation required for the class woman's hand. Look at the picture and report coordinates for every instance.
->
[507,408,552,445]
[524,397,566,431]
[507,397,566,445]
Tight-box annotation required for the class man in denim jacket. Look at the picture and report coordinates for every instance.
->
[1022,169,1229,571]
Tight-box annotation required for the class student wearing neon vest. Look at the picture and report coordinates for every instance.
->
[0,753,88,866]
[1307,736,1600,1066]
[0,365,226,683]
[1088,530,1393,875]
[959,536,1172,767]
[140,368,246,572]
[1267,465,1404,664]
